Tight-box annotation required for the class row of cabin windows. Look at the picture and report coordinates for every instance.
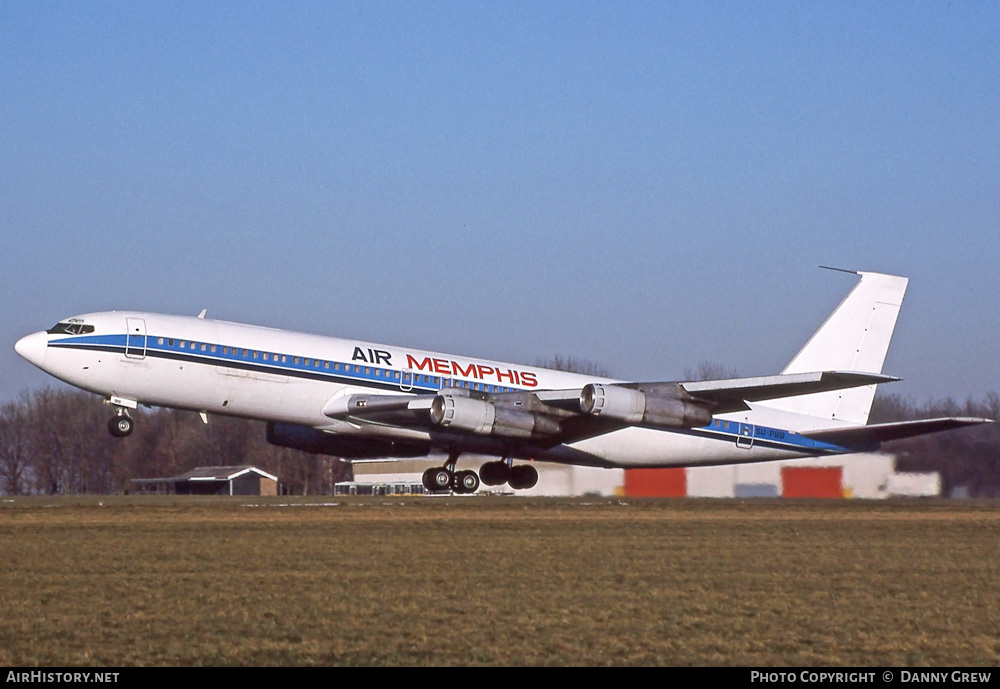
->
[157,337,330,367]
[152,336,518,393]
[155,337,359,370]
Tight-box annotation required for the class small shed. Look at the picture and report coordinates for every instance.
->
[133,465,278,496]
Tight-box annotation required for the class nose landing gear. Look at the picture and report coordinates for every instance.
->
[107,411,134,437]
[105,397,138,437]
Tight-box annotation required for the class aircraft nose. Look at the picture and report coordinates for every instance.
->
[14,331,48,368]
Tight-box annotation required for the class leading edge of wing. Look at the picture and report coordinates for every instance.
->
[320,371,898,421]
[679,371,899,413]
[801,417,993,451]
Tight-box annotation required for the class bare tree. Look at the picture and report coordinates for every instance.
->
[0,395,34,495]
[3,384,998,497]
[683,361,740,381]
[537,355,612,377]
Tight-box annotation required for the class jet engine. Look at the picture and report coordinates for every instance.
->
[429,394,560,438]
[579,384,712,428]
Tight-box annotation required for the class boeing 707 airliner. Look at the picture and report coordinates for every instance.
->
[14,270,989,492]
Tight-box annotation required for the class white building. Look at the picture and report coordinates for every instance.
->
[347,455,623,497]
[345,452,940,499]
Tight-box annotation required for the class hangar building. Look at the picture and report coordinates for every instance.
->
[132,465,279,496]
[345,453,940,499]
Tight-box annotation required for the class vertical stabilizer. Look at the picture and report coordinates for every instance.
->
[760,270,908,425]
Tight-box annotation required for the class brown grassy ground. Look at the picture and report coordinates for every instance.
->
[1,496,998,666]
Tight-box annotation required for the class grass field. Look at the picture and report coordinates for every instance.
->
[1,495,998,666]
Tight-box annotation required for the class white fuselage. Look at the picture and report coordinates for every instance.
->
[16,311,848,468]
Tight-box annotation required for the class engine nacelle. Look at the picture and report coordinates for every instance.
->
[266,422,430,459]
[430,394,560,438]
[579,384,712,428]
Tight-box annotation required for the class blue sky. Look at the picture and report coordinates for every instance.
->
[3,1,998,404]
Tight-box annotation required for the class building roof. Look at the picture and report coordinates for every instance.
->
[131,465,279,484]
[173,465,279,482]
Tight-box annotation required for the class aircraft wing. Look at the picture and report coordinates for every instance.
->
[801,417,993,451]
[319,370,899,443]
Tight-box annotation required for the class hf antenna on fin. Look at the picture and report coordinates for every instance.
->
[818,265,859,275]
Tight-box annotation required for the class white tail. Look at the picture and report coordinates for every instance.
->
[760,270,908,425]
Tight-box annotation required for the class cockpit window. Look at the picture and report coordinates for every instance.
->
[47,322,95,336]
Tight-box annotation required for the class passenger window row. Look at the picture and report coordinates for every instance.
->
[151,336,518,393]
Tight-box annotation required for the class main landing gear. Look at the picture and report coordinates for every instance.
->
[480,460,539,490]
[421,453,539,494]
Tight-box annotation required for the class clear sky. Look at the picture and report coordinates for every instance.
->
[3,1,998,405]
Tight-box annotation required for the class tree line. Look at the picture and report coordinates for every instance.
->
[0,386,997,496]
[869,391,1000,497]
[0,388,350,495]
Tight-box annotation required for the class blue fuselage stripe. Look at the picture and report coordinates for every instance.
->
[48,334,851,455]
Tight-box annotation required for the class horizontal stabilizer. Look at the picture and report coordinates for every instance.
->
[802,417,993,450]
[681,371,899,414]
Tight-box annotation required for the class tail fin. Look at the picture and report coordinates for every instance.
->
[760,269,908,425]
